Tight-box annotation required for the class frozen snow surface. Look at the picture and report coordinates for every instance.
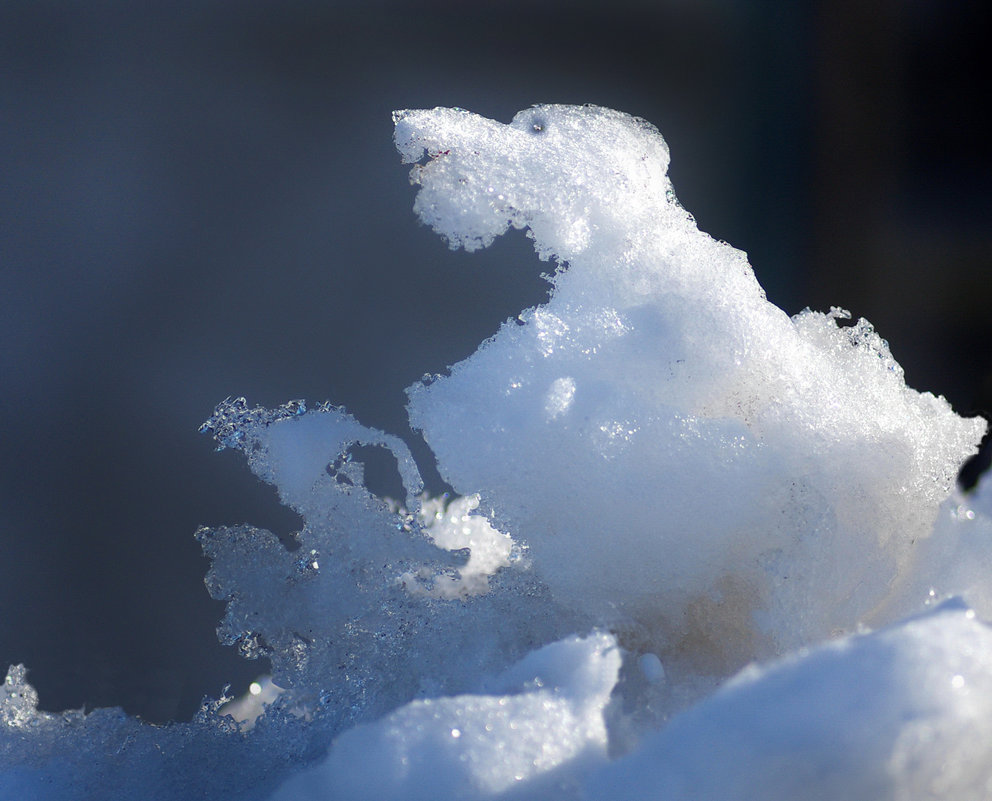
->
[2,104,990,799]
[270,633,620,801]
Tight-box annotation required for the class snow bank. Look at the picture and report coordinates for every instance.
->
[589,601,992,800]
[2,104,989,800]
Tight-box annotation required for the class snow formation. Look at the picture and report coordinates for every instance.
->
[2,104,991,800]
[395,104,983,672]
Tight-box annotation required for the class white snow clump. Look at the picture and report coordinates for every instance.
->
[271,632,619,801]
[396,104,984,674]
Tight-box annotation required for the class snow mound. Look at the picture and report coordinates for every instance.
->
[398,104,985,675]
[271,632,619,801]
[589,601,992,800]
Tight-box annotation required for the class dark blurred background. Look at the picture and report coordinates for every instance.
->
[1,0,989,723]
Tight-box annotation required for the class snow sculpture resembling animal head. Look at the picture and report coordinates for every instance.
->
[393,105,674,262]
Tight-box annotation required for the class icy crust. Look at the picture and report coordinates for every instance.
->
[0,397,570,801]
[405,494,516,599]
[197,398,566,727]
[0,664,305,801]
[587,602,992,800]
[200,397,425,510]
[398,105,985,674]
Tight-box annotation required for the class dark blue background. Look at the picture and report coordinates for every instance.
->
[1,0,989,722]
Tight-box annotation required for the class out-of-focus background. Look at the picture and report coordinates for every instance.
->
[1,0,989,723]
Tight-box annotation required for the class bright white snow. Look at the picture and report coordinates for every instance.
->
[588,601,992,800]
[397,104,984,674]
[271,633,619,801]
[2,104,990,800]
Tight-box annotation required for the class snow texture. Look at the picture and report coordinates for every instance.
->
[271,633,619,801]
[588,601,992,800]
[398,105,984,675]
[2,104,990,800]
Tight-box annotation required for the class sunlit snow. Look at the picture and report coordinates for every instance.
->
[3,104,991,800]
